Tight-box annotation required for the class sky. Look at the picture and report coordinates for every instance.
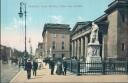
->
[1,0,114,54]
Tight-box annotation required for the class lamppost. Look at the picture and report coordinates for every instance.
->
[18,2,27,58]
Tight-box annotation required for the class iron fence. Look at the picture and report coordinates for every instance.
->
[66,59,128,75]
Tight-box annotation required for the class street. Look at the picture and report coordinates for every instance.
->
[10,64,128,83]
[1,60,20,83]
[1,0,128,83]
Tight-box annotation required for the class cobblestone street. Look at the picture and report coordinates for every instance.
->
[10,64,128,83]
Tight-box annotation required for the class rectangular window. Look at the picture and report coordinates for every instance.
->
[62,34,64,38]
[122,14,125,23]
[62,41,64,49]
[52,34,56,38]
[122,43,125,51]
[40,45,43,49]
[52,41,55,49]
[62,54,64,58]
[40,52,42,56]
[53,54,55,58]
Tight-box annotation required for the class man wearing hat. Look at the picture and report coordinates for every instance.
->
[25,59,32,79]
[63,57,67,75]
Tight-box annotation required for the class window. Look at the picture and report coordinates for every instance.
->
[40,45,43,49]
[122,43,125,51]
[52,34,56,38]
[53,54,55,58]
[62,41,64,49]
[62,54,64,58]
[40,52,42,56]
[62,34,64,38]
[122,14,126,23]
[52,41,56,49]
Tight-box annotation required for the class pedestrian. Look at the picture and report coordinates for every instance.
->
[63,60,67,75]
[18,60,21,68]
[25,59,32,79]
[56,60,62,75]
[50,58,55,75]
[32,60,38,76]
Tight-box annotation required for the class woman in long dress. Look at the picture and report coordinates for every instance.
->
[56,60,62,75]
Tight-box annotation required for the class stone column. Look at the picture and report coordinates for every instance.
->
[71,41,74,58]
[77,39,80,60]
[75,39,78,59]
[73,41,75,58]
[85,36,88,59]
[75,40,77,58]
[77,39,80,59]
[79,38,81,60]
[81,37,84,60]
[102,34,107,61]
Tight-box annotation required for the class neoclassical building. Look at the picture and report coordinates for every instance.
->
[42,23,71,59]
[71,0,128,61]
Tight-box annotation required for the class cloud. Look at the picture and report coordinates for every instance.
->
[50,16,63,23]
[76,16,85,22]
[4,18,21,30]
[1,16,36,53]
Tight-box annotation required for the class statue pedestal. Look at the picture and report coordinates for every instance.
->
[86,43,102,71]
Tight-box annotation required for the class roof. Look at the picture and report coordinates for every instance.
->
[94,14,108,23]
[105,0,128,14]
[44,23,70,30]
[42,23,70,36]
[71,21,92,36]
[72,21,91,32]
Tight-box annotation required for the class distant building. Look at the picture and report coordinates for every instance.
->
[0,45,23,62]
[35,42,44,58]
[0,45,14,60]
[42,23,71,59]
[71,0,128,61]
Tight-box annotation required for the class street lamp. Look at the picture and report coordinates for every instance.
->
[18,2,27,58]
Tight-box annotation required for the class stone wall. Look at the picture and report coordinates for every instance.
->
[117,8,128,60]
[106,7,128,60]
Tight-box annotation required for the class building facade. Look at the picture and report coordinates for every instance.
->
[71,22,92,61]
[35,42,44,58]
[42,23,71,59]
[71,0,128,61]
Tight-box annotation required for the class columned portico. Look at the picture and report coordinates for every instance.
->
[71,21,92,61]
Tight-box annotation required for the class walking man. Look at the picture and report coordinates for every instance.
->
[25,59,32,79]
[33,60,38,76]
[63,60,67,75]
[50,58,55,75]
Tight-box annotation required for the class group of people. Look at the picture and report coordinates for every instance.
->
[49,58,67,75]
[24,57,68,79]
[25,59,38,79]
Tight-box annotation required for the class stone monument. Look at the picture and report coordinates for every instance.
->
[86,22,102,71]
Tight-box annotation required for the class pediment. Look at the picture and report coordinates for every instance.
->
[72,21,91,33]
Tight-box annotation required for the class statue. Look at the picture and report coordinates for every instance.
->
[90,22,99,44]
[87,22,101,58]
[86,22,101,71]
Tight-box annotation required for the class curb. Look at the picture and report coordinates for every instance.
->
[9,70,22,83]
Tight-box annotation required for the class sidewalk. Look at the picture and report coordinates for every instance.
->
[10,65,128,83]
